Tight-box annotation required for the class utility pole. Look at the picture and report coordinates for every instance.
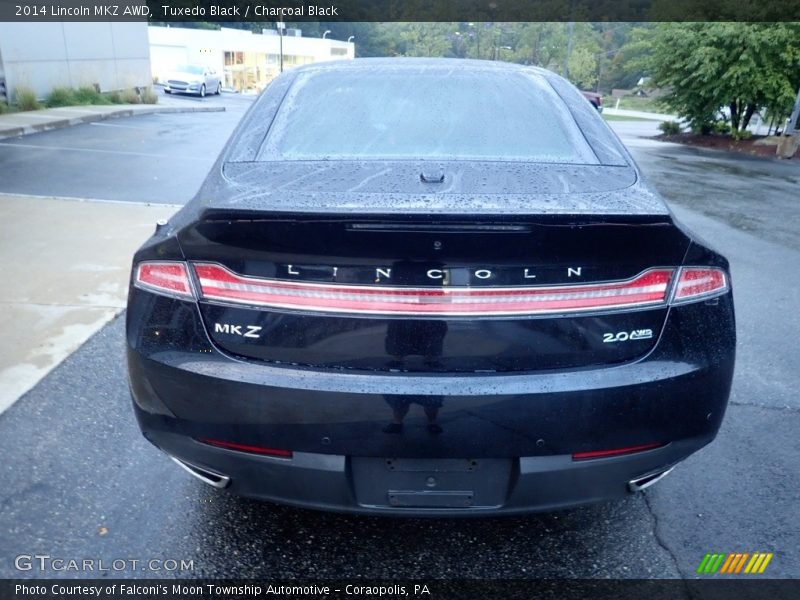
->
[596,59,602,93]
[563,21,574,80]
[563,0,577,81]
[278,18,284,73]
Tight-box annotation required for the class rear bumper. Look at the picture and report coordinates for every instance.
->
[164,83,201,94]
[143,428,709,516]
[127,289,735,515]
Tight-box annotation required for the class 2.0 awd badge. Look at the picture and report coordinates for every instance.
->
[602,328,653,343]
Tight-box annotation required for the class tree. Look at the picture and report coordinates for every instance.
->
[568,47,598,89]
[605,25,654,92]
[641,23,800,135]
[166,20,655,93]
[396,23,453,57]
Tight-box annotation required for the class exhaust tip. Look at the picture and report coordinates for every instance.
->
[170,456,231,489]
[628,466,674,493]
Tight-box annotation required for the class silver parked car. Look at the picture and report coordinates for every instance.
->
[164,64,221,97]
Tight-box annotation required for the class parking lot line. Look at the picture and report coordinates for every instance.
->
[4,191,183,207]
[0,141,208,160]
[90,121,163,130]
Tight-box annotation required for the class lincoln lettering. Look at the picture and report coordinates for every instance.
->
[283,265,584,282]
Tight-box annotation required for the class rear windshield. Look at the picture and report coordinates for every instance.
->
[257,68,600,164]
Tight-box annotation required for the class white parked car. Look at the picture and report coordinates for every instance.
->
[164,64,221,97]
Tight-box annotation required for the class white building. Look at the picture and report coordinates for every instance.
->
[0,23,151,101]
[148,26,355,93]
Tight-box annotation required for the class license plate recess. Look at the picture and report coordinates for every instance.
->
[351,457,512,509]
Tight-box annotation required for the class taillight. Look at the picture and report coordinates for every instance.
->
[671,267,728,304]
[193,263,675,317]
[134,261,194,299]
[133,261,728,312]
[572,442,665,461]
[198,438,292,458]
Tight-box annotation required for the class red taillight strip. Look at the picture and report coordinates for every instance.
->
[193,263,674,316]
[198,438,293,458]
[572,442,665,461]
[671,267,728,303]
[134,261,193,298]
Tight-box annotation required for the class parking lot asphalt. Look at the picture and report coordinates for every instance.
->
[0,92,254,204]
[0,109,797,579]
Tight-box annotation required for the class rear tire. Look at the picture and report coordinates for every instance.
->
[199,84,206,98]
[164,89,171,94]
[216,83,222,95]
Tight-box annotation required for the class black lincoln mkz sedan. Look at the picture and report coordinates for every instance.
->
[127,59,735,515]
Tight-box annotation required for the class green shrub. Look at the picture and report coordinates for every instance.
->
[45,86,78,108]
[119,88,141,104]
[658,120,682,135]
[712,121,731,135]
[732,129,753,141]
[697,123,714,135]
[74,85,110,105]
[140,87,158,105]
[0,101,10,115]
[106,91,123,104]
[14,86,41,111]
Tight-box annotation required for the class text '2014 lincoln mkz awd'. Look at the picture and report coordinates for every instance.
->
[127,58,735,515]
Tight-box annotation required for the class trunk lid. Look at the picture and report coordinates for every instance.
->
[210,161,666,216]
[178,211,690,373]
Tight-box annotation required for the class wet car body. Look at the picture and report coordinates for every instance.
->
[127,59,735,515]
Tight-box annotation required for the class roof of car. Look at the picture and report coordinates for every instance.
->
[290,57,553,77]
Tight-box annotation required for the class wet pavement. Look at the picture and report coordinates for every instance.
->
[0,92,253,204]
[0,114,798,579]
[620,125,800,252]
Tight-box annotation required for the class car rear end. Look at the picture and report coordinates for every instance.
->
[126,60,735,515]
[581,90,604,112]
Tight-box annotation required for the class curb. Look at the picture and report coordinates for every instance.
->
[0,191,184,208]
[0,104,225,141]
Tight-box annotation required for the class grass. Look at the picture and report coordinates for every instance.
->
[119,88,141,104]
[602,114,656,122]
[140,87,158,105]
[613,95,667,112]
[46,86,78,108]
[74,86,111,105]
[14,86,40,111]
[3,85,152,113]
